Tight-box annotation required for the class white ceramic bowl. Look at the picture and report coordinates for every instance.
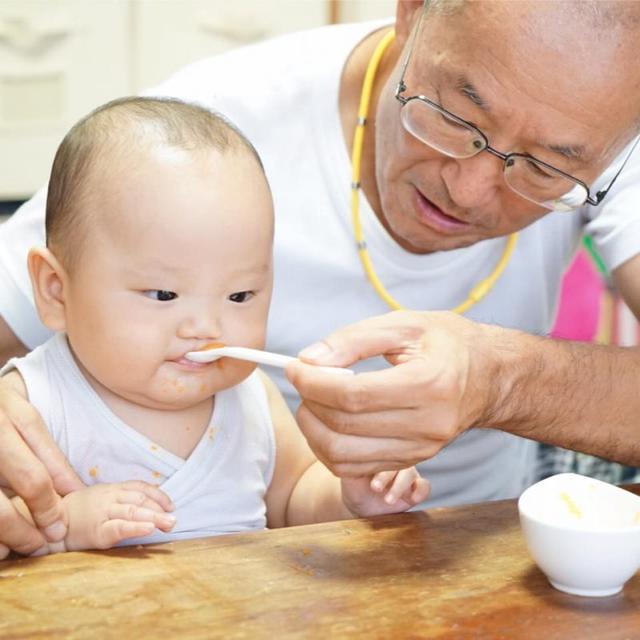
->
[518,473,640,597]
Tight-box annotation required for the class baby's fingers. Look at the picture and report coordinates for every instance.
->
[97,520,156,549]
[109,504,176,532]
[402,477,431,506]
[117,481,174,512]
[369,470,397,494]
[383,469,427,505]
[117,489,168,515]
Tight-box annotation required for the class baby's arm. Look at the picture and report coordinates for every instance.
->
[10,481,175,554]
[261,373,429,528]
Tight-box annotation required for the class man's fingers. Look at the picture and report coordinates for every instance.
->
[288,358,434,415]
[295,403,441,473]
[296,311,430,367]
[0,492,46,555]
[0,412,68,540]
[1,389,83,495]
[300,396,458,443]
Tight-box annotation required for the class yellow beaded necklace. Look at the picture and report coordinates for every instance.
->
[350,29,518,313]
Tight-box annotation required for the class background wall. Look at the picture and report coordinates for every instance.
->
[0,0,395,202]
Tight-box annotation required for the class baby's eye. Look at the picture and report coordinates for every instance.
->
[144,290,178,302]
[228,291,254,304]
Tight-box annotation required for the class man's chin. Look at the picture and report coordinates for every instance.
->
[391,223,483,254]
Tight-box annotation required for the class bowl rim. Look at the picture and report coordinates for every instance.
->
[518,473,640,534]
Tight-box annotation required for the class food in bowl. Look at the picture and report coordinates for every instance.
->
[518,473,640,597]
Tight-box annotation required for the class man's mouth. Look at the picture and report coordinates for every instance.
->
[413,188,471,232]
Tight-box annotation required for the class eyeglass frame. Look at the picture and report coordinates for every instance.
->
[394,8,640,209]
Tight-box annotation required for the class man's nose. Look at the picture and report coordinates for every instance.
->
[440,151,503,210]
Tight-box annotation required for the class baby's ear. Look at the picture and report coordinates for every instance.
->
[27,247,68,332]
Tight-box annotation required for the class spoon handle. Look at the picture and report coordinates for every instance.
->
[222,347,354,376]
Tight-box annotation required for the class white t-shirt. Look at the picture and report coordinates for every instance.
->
[1,333,276,545]
[2,21,640,507]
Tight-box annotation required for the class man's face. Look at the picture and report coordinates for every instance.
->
[62,145,274,411]
[375,0,640,253]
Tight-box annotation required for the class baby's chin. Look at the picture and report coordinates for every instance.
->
[122,386,215,411]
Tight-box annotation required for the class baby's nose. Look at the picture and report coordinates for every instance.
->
[177,304,222,340]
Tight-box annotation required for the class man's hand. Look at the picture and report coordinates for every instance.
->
[285,311,499,477]
[0,376,84,556]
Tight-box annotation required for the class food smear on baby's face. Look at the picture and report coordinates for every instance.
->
[199,342,225,351]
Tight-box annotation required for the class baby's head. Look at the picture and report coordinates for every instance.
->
[30,97,274,410]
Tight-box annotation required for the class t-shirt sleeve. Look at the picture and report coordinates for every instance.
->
[0,344,52,430]
[582,136,640,273]
[0,188,53,349]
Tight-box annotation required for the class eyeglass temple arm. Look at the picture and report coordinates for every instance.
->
[588,135,640,206]
[396,6,426,98]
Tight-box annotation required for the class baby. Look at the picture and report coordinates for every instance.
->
[0,97,429,554]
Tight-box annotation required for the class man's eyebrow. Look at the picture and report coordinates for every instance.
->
[544,143,588,163]
[455,76,490,111]
[455,74,589,164]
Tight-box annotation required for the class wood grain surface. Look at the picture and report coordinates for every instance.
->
[1,485,639,639]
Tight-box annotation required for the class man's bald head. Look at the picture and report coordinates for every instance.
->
[45,96,264,269]
[425,0,640,27]
[419,0,640,138]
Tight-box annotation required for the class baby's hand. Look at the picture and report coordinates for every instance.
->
[61,481,176,552]
[341,467,430,518]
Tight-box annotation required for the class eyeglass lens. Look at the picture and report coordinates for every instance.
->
[401,97,588,211]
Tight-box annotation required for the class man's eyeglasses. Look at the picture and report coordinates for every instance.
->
[395,11,640,212]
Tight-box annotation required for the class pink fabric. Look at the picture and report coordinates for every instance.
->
[551,249,604,342]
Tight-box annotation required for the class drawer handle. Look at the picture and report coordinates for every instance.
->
[0,15,71,55]
[198,18,266,44]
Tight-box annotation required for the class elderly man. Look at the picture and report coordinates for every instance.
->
[0,0,639,555]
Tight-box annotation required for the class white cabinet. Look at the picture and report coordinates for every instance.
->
[0,0,395,199]
[133,0,329,90]
[0,0,131,199]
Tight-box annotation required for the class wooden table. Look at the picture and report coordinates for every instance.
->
[1,486,639,639]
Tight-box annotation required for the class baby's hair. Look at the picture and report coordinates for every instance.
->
[45,96,264,268]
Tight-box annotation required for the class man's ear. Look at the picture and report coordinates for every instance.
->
[27,247,68,332]
[395,0,424,46]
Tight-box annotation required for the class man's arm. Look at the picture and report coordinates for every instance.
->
[612,253,640,320]
[0,316,27,367]
[285,311,640,477]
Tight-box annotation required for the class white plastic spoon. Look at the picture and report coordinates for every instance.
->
[185,345,354,376]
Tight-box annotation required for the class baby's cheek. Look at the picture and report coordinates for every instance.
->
[156,372,189,397]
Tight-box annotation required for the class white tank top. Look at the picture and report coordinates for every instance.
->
[2,333,276,544]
